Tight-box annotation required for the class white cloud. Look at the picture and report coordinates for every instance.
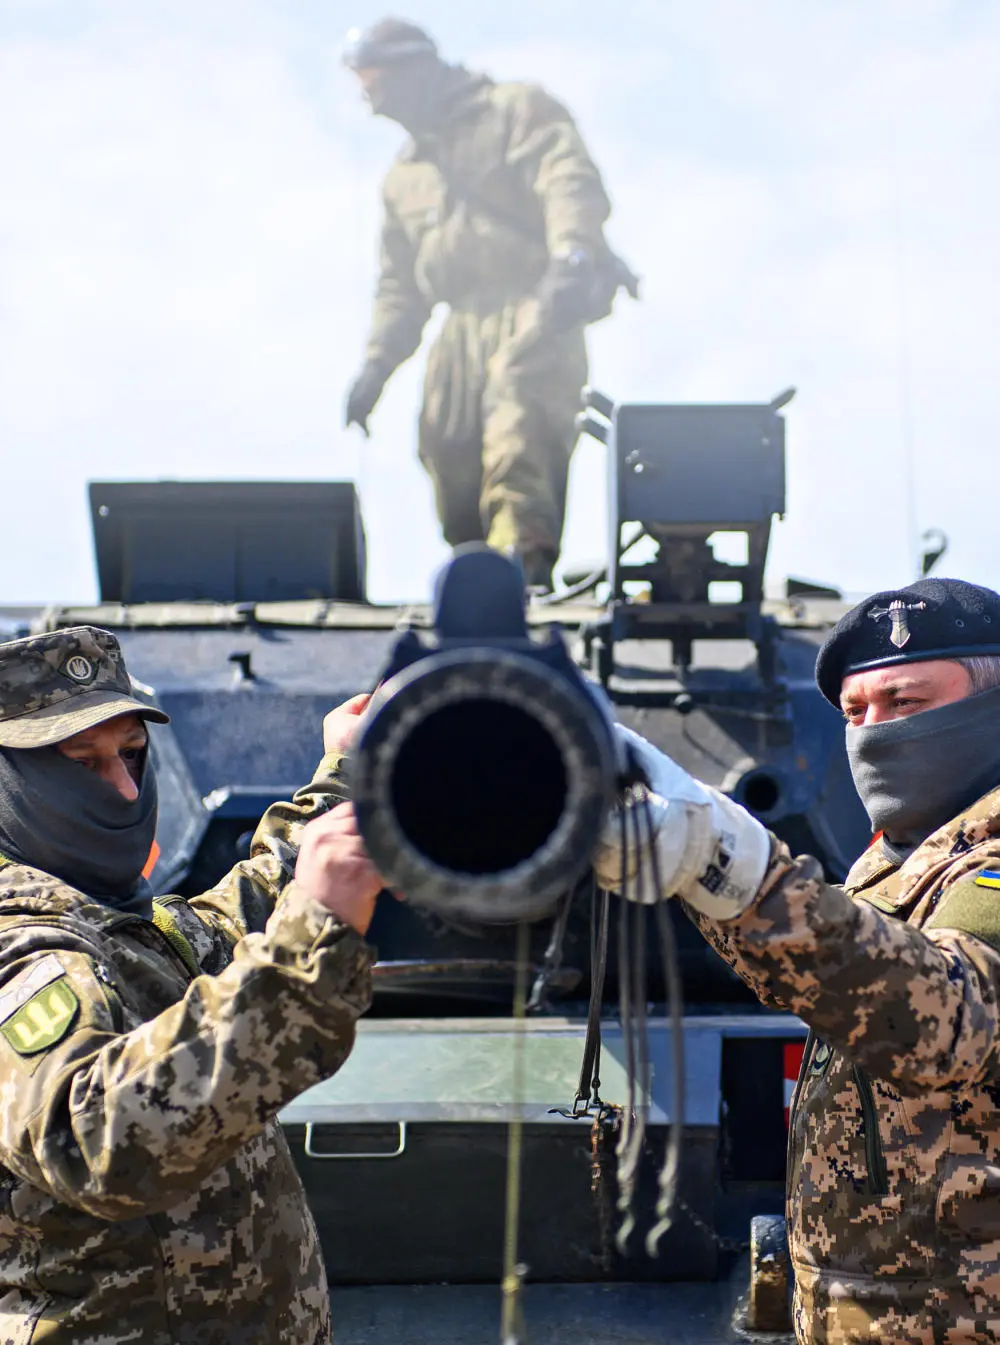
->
[0,0,997,606]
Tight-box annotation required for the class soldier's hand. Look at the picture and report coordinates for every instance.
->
[535,251,597,332]
[323,693,372,756]
[592,725,770,918]
[344,363,388,437]
[295,802,384,936]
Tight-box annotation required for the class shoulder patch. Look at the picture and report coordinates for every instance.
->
[925,873,1000,956]
[0,954,79,1056]
[0,953,68,1025]
[0,976,78,1056]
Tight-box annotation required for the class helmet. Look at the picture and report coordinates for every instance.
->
[341,17,438,71]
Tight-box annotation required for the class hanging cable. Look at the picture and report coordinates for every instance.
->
[527,887,575,1013]
[500,920,531,1345]
[534,523,648,606]
[594,781,686,1260]
[569,882,610,1117]
[614,866,638,1253]
[643,791,686,1256]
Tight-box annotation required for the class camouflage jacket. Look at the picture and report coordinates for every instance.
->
[365,72,612,373]
[0,752,373,1345]
[694,784,1000,1344]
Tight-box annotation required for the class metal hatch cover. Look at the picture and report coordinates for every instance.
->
[88,480,367,605]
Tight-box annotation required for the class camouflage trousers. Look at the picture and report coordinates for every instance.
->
[417,299,587,563]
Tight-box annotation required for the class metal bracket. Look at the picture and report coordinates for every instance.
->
[303,1121,408,1161]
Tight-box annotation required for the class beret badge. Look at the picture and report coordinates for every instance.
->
[867,599,928,650]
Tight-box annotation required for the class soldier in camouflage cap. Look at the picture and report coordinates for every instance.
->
[0,624,386,1342]
[593,579,1000,1341]
[0,625,169,747]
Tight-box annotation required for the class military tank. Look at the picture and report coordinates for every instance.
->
[10,390,868,1343]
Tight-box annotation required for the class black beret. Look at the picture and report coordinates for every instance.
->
[815,577,1000,707]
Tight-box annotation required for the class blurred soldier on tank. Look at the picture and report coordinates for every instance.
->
[342,17,637,593]
[0,626,385,1343]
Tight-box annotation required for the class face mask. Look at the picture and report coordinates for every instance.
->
[0,744,158,915]
[846,682,1000,856]
[363,58,462,134]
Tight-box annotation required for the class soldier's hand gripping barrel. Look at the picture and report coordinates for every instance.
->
[347,546,623,924]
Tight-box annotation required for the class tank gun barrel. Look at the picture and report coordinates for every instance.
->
[348,546,623,926]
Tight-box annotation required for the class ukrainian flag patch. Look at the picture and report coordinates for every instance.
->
[974,870,1000,890]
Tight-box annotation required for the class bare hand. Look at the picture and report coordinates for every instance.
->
[323,693,372,756]
[295,802,384,936]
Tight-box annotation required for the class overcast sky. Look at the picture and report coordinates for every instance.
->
[1,0,997,605]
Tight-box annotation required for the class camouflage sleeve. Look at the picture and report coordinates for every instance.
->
[364,188,433,374]
[163,751,352,967]
[689,841,1000,1094]
[0,884,373,1220]
[681,837,799,1013]
[504,84,612,256]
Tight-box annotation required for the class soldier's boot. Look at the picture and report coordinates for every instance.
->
[517,549,556,596]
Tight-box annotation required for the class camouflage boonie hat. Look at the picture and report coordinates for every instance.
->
[0,626,169,748]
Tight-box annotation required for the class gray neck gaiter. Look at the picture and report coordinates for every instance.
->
[0,746,158,917]
[846,683,1000,859]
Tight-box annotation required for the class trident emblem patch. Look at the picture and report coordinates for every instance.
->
[868,598,927,649]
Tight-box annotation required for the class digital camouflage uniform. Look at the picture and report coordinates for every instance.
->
[0,752,371,1344]
[689,787,1000,1343]
[364,73,611,558]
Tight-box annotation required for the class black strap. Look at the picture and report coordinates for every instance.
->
[527,886,574,1013]
[577,883,610,1111]
[548,880,609,1119]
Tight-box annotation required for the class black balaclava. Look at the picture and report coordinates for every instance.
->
[365,56,474,135]
[846,682,1000,862]
[0,745,158,917]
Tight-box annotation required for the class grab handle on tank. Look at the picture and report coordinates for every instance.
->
[302,1121,407,1161]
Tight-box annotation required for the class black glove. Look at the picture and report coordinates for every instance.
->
[345,363,389,437]
[535,251,598,332]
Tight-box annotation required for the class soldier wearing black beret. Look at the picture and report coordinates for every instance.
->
[592,576,1000,1340]
[815,576,1000,708]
